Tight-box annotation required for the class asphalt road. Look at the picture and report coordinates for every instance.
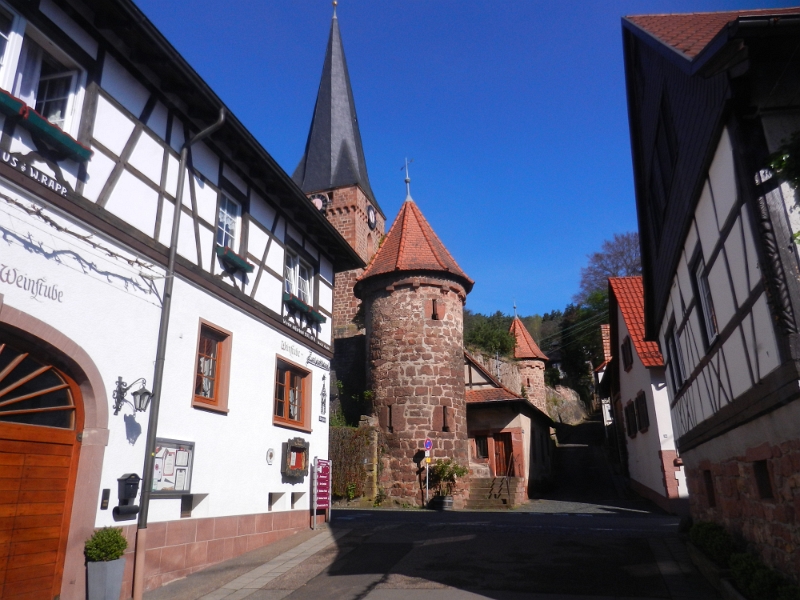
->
[147,420,718,599]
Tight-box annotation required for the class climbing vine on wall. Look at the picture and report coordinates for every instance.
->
[329,426,373,499]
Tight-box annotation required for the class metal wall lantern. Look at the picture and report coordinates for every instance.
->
[113,377,153,416]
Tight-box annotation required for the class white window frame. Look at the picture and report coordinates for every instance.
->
[216,194,241,251]
[0,3,86,138]
[665,321,686,394]
[284,251,313,305]
[694,259,718,346]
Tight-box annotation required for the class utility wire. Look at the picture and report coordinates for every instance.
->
[537,312,607,346]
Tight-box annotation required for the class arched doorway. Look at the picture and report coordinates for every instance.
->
[0,340,84,600]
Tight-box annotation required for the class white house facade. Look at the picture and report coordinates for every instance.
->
[0,1,362,598]
[608,277,687,514]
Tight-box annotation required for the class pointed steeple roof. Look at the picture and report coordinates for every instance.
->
[356,197,473,293]
[293,10,377,206]
[509,317,548,361]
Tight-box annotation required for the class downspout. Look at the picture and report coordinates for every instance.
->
[132,108,226,600]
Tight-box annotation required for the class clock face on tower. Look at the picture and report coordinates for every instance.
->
[367,205,377,230]
[310,194,327,211]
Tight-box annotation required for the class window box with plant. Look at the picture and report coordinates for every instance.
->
[283,250,326,323]
[84,527,128,600]
[214,194,253,274]
[215,245,253,274]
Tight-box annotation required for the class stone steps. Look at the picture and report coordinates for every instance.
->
[466,477,526,509]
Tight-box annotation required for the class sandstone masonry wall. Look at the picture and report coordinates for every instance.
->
[688,440,800,582]
[468,352,547,411]
[364,276,469,507]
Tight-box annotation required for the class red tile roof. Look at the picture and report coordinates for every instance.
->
[627,8,800,59]
[609,276,664,368]
[464,351,524,404]
[509,317,548,361]
[594,324,612,373]
[601,324,611,362]
[466,387,521,404]
[358,199,473,291]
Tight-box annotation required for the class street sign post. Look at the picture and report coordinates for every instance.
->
[424,439,432,505]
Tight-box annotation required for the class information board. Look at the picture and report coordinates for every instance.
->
[152,438,194,496]
[315,458,331,509]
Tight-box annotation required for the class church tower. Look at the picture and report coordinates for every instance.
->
[354,186,474,507]
[294,6,386,400]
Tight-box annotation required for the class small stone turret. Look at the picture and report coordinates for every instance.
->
[355,195,473,507]
[509,317,549,412]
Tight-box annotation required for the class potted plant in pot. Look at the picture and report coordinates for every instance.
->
[85,527,128,600]
[429,458,468,511]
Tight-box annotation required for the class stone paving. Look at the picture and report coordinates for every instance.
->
[192,528,350,600]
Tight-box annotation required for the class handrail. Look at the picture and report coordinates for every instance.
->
[502,452,516,499]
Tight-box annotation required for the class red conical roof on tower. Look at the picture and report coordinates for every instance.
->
[356,198,474,293]
[509,316,548,361]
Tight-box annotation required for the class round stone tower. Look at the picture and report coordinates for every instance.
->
[509,316,549,413]
[354,193,473,507]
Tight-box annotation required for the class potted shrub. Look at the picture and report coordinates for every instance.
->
[429,458,468,511]
[85,527,128,600]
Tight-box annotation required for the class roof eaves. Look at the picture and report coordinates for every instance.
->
[621,16,697,74]
[88,0,365,273]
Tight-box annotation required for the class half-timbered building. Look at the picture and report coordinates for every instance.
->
[0,1,361,598]
[623,7,800,577]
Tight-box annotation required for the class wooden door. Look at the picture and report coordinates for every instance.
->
[0,341,83,600]
[493,432,513,476]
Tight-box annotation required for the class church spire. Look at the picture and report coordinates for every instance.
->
[293,7,377,205]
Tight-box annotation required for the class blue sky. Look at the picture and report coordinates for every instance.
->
[134,0,792,316]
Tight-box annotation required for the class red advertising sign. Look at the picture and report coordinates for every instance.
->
[315,458,331,510]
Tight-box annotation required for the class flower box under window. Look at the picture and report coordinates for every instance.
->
[215,245,254,274]
[0,88,91,162]
[282,292,326,324]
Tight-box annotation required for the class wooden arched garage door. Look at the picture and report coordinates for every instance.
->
[0,341,83,600]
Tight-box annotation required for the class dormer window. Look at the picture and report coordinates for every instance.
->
[216,195,240,250]
[284,251,312,305]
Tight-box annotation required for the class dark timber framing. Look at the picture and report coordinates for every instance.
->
[623,12,800,453]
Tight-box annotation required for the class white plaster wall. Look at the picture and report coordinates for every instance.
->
[0,188,330,529]
[93,95,135,156]
[101,54,149,118]
[617,305,674,500]
[663,128,780,441]
[146,277,329,523]
[39,0,98,58]
[0,186,162,528]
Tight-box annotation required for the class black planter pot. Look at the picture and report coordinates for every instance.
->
[429,495,454,511]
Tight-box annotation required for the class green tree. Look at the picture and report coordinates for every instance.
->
[575,232,641,304]
[464,310,515,355]
[558,290,608,404]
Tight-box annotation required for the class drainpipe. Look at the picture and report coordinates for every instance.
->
[132,108,226,600]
